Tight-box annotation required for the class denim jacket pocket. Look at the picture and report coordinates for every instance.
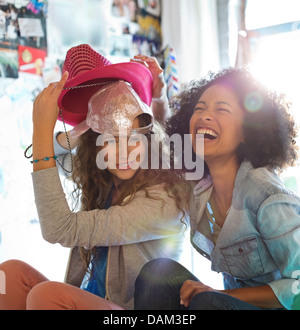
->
[220,236,264,280]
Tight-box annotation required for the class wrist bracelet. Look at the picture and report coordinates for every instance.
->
[24,109,73,173]
[30,155,58,164]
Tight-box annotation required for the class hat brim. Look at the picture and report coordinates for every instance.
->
[69,120,90,138]
[69,119,154,138]
[57,62,153,127]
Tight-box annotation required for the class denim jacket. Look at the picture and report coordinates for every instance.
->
[189,161,300,310]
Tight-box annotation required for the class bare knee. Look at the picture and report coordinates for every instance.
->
[0,259,29,274]
[27,281,59,310]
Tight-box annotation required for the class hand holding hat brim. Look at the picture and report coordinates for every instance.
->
[33,71,69,132]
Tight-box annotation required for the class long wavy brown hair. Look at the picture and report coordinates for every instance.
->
[70,118,191,269]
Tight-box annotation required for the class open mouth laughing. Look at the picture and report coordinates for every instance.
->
[196,127,219,141]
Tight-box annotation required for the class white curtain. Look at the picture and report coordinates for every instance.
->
[161,0,220,83]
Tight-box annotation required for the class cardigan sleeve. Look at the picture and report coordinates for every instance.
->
[32,167,185,250]
[258,193,300,310]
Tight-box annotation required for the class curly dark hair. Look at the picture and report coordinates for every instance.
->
[166,67,298,174]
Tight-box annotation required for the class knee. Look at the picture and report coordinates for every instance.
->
[27,281,61,310]
[136,258,181,287]
[140,258,182,277]
[0,259,29,276]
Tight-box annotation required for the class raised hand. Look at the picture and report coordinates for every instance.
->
[130,55,166,100]
[33,71,69,133]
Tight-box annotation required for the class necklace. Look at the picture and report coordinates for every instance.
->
[210,192,231,227]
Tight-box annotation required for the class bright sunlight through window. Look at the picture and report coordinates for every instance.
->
[246,0,300,193]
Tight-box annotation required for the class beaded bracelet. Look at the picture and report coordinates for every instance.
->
[30,156,58,164]
[24,109,73,173]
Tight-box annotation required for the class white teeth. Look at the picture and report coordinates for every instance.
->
[196,128,218,137]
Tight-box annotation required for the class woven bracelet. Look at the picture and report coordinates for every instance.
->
[30,156,58,164]
[24,109,73,173]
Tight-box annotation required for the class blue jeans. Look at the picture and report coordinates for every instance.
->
[134,258,263,310]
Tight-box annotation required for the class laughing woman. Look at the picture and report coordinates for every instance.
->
[135,68,300,310]
[0,45,189,310]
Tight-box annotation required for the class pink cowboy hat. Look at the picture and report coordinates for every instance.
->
[57,44,153,127]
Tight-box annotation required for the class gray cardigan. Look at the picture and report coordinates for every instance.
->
[32,167,186,309]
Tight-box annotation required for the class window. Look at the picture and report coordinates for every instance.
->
[247,0,300,193]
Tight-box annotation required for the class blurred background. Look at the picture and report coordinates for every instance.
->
[0,0,299,289]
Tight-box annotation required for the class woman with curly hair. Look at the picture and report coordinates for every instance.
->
[0,45,189,310]
[135,68,300,310]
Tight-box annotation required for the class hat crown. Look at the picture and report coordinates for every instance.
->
[87,81,153,135]
[63,44,112,80]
